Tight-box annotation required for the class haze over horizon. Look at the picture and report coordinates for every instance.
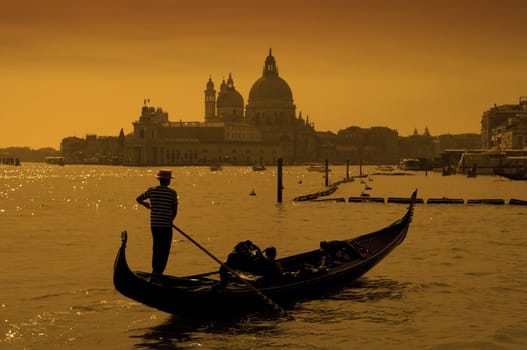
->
[2,0,526,149]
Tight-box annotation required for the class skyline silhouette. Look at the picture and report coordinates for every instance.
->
[2,0,526,148]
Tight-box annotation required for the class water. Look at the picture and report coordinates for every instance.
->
[1,164,526,349]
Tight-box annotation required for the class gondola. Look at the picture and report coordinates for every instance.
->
[113,190,417,316]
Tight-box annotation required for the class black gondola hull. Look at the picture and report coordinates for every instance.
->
[114,191,416,316]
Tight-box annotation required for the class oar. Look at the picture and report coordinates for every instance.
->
[173,224,292,319]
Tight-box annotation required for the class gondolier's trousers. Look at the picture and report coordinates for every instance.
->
[151,226,173,274]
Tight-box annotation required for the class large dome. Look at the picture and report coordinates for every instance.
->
[248,49,293,103]
[249,76,293,102]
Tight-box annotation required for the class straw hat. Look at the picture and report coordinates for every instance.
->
[155,169,173,179]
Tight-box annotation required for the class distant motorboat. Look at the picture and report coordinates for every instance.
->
[441,166,456,176]
[252,164,266,171]
[45,156,65,166]
[307,164,331,172]
[210,164,222,171]
[398,158,423,171]
[375,165,394,172]
[467,164,477,178]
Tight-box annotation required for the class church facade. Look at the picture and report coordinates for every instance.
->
[123,49,318,165]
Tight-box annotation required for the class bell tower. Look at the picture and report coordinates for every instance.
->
[204,77,216,122]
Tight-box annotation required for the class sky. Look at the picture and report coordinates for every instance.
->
[2,0,527,149]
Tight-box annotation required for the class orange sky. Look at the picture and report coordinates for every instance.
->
[2,0,526,149]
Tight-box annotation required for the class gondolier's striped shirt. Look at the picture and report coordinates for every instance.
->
[137,186,178,228]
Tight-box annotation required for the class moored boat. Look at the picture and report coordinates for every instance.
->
[306,164,331,172]
[375,165,395,172]
[398,158,423,171]
[457,151,527,175]
[509,198,527,205]
[494,167,527,181]
[113,190,417,316]
[45,156,65,166]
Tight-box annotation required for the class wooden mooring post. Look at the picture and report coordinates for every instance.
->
[277,158,283,203]
[325,159,329,187]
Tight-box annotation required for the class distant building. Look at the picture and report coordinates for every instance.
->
[435,133,482,167]
[61,130,124,164]
[481,96,527,149]
[398,128,435,160]
[436,133,481,151]
[336,126,399,164]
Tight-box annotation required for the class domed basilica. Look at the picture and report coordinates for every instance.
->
[124,49,319,166]
[205,49,309,136]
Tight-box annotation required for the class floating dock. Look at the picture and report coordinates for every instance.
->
[348,197,385,203]
[387,197,425,204]
[426,198,465,204]
[509,198,527,205]
[295,195,526,206]
[466,199,505,205]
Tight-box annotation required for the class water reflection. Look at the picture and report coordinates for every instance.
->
[292,277,413,327]
[131,312,282,349]
[327,278,410,302]
[131,277,409,349]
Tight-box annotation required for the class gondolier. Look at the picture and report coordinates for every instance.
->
[136,169,178,275]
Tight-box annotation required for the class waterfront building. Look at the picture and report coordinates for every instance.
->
[61,130,124,164]
[335,126,399,165]
[398,128,435,161]
[481,96,527,149]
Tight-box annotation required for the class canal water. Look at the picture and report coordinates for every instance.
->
[1,163,526,349]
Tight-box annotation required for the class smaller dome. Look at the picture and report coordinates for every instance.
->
[217,73,244,108]
[217,89,244,108]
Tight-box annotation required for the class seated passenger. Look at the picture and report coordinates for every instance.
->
[261,246,283,283]
[218,240,263,286]
[319,240,352,267]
